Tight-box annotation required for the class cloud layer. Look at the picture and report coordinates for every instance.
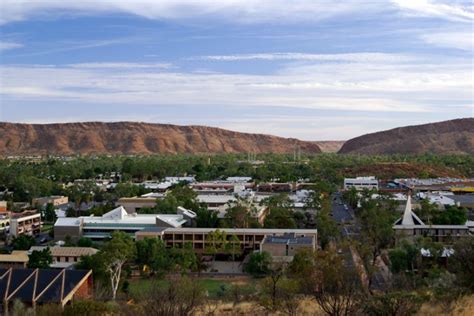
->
[1,53,471,115]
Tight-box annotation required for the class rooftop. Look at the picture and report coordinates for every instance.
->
[29,246,98,257]
[264,235,314,245]
[0,251,29,263]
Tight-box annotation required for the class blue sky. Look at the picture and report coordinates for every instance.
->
[0,0,472,140]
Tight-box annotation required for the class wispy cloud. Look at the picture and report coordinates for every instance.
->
[0,41,23,51]
[0,1,386,25]
[68,62,173,69]
[14,38,132,57]
[420,31,473,50]
[197,53,416,63]
[1,53,471,115]
[391,0,473,23]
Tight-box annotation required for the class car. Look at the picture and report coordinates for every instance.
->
[39,237,47,243]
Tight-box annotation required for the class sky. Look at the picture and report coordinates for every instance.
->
[0,0,472,140]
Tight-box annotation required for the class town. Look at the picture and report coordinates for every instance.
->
[0,154,473,315]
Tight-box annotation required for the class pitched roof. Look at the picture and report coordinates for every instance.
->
[0,268,92,307]
[395,195,425,226]
[29,246,98,257]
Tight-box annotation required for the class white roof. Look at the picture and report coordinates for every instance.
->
[55,217,82,227]
[156,214,187,228]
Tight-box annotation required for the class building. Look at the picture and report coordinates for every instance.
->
[116,196,161,213]
[0,212,10,235]
[0,268,93,311]
[344,177,379,191]
[9,211,41,237]
[32,195,69,207]
[0,251,29,268]
[28,246,98,269]
[197,193,268,224]
[260,233,316,257]
[393,196,473,244]
[54,206,196,241]
[0,201,7,212]
[135,227,317,255]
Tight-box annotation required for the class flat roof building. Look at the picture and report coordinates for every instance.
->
[32,196,69,207]
[54,206,195,241]
[135,227,317,255]
[9,211,41,238]
[344,177,379,191]
[261,233,316,258]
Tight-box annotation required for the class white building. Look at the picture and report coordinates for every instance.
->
[344,177,379,191]
[54,206,196,241]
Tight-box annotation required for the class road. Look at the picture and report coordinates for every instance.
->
[331,191,389,292]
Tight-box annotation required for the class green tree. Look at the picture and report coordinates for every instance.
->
[102,231,136,300]
[245,251,272,277]
[77,237,93,247]
[308,249,364,316]
[358,199,395,266]
[42,203,57,223]
[315,198,339,249]
[204,229,228,269]
[11,235,36,250]
[27,247,52,268]
[264,207,296,229]
[450,237,474,290]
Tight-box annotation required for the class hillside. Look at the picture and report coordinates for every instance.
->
[0,122,321,155]
[339,118,474,155]
[313,141,345,153]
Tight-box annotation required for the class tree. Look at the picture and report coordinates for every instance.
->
[204,229,228,269]
[343,187,359,209]
[307,249,364,316]
[450,237,474,290]
[264,207,296,229]
[315,198,339,249]
[141,275,205,316]
[11,235,36,250]
[195,207,219,228]
[363,292,425,316]
[27,247,53,268]
[245,251,272,277]
[102,231,136,300]
[77,237,93,247]
[76,253,107,284]
[433,205,467,225]
[224,194,261,228]
[358,199,394,266]
[42,203,57,223]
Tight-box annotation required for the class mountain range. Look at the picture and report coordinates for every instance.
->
[0,118,472,156]
[339,118,473,155]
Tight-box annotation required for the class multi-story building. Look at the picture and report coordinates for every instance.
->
[54,206,196,241]
[344,176,379,191]
[260,233,316,257]
[32,195,69,207]
[9,211,41,237]
[135,227,317,255]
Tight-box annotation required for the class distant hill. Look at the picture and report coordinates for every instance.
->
[0,122,321,155]
[339,118,474,155]
[313,141,345,153]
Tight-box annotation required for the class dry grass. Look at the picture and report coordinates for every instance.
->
[418,295,474,316]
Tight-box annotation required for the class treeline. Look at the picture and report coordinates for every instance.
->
[1,153,472,204]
